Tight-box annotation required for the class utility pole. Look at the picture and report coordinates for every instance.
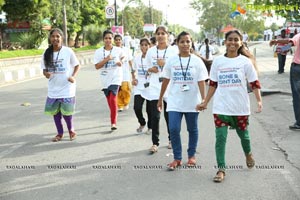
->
[62,0,68,46]
[149,0,152,24]
[114,0,117,26]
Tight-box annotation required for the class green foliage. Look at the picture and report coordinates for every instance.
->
[252,0,300,20]
[85,25,102,46]
[191,0,266,41]
[269,23,279,32]
[17,32,42,49]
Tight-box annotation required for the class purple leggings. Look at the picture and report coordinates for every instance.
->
[53,112,74,135]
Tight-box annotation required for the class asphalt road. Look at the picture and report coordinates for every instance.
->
[0,43,300,200]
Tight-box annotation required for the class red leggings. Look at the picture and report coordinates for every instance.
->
[106,92,118,125]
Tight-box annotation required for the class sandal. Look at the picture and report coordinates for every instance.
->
[149,145,158,153]
[187,156,196,167]
[136,125,145,133]
[69,131,76,141]
[213,170,226,183]
[167,141,172,149]
[167,160,182,171]
[246,153,255,169]
[52,134,63,142]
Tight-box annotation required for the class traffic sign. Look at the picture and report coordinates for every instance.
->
[105,6,115,19]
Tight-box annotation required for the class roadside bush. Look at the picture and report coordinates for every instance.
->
[85,26,102,46]
[17,32,43,49]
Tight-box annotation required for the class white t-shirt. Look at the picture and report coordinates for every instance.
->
[210,55,258,115]
[242,33,248,42]
[142,45,178,100]
[93,46,123,89]
[123,35,132,48]
[41,46,79,98]
[163,54,208,112]
[121,46,133,82]
[199,45,215,60]
[133,53,150,96]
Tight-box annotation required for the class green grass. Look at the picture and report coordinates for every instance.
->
[0,49,44,59]
[0,45,100,59]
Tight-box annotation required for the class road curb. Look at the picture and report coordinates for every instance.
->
[0,50,94,87]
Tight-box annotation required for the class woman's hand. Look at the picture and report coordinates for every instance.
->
[157,59,165,67]
[256,101,263,113]
[132,79,138,86]
[196,101,207,111]
[148,67,159,73]
[68,76,76,83]
[44,71,52,79]
[157,99,163,112]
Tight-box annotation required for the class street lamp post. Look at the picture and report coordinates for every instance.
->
[114,0,118,26]
[149,0,152,24]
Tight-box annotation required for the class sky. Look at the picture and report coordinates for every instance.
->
[108,0,200,31]
[142,0,200,31]
[108,0,287,32]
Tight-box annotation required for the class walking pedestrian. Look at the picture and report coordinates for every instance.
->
[270,31,300,130]
[114,34,133,112]
[41,28,80,142]
[132,38,152,134]
[143,25,178,153]
[94,30,124,131]
[157,31,208,170]
[275,29,290,74]
[197,30,263,182]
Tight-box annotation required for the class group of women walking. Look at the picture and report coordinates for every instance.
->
[41,27,262,183]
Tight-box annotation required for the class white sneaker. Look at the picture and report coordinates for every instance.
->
[146,129,152,135]
[136,125,145,134]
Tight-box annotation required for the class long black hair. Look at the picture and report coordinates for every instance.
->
[225,30,258,73]
[204,38,209,59]
[44,28,64,71]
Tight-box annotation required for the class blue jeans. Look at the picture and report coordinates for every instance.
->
[168,111,199,160]
[290,63,300,125]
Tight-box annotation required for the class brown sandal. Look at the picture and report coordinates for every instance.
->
[187,156,196,167]
[52,134,63,142]
[167,160,182,171]
[246,153,255,169]
[69,131,76,141]
[213,170,225,183]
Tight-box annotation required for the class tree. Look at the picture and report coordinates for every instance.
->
[251,0,299,20]
[49,0,107,47]
[2,0,50,47]
[191,0,266,42]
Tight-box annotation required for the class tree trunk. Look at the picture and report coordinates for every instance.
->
[74,31,82,48]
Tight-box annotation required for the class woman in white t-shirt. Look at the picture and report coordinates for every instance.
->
[158,31,208,170]
[143,25,178,153]
[199,38,215,61]
[94,30,123,131]
[197,30,263,183]
[114,34,133,112]
[132,38,152,134]
[41,28,80,142]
